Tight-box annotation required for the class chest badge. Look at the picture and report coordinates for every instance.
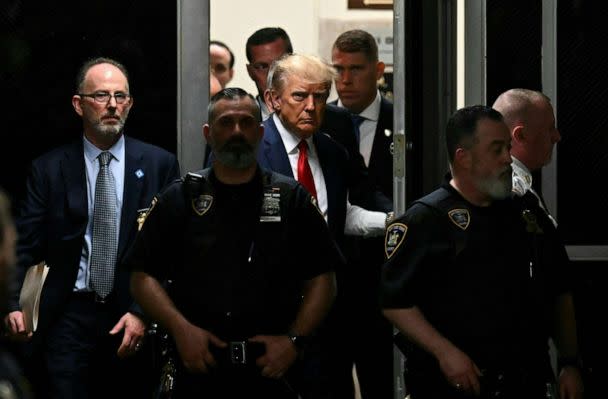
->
[385,223,408,259]
[260,187,281,222]
[137,197,157,231]
[522,209,544,234]
[192,194,213,216]
[448,208,470,230]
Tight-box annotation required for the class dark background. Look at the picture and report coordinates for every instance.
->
[0,0,178,210]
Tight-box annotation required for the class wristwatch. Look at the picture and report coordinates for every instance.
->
[286,331,307,352]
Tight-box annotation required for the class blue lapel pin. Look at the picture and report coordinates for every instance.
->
[135,169,144,179]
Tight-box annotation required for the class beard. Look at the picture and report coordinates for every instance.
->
[213,136,257,169]
[90,109,129,138]
[476,166,513,200]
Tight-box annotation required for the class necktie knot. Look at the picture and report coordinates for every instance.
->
[98,151,112,167]
[298,140,309,154]
[351,114,366,127]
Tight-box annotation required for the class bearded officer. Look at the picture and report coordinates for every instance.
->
[125,88,338,398]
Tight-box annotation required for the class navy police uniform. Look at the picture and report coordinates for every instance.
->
[380,181,570,399]
[125,167,340,398]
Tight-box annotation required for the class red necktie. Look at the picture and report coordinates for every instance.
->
[297,140,317,198]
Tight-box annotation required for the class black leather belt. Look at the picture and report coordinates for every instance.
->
[72,291,109,304]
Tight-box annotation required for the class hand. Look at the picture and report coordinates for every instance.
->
[172,322,226,373]
[249,335,297,379]
[3,311,32,342]
[558,366,584,399]
[110,312,146,358]
[436,344,482,395]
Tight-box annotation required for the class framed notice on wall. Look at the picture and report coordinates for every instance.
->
[348,0,392,10]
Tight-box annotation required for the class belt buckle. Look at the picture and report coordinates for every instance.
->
[229,341,247,365]
[94,294,107,304]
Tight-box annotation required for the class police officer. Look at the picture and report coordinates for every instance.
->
[381,105,573,399]
[493,89,584,399]
[126,88,338,398]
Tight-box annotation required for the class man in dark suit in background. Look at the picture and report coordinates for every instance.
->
[4,57,180,398]
[331,29,395,398]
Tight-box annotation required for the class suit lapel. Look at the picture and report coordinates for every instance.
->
[313,133,337,225]
[369,98,393,171]
[118,137,144,260]
[262,118,294,177]
[61,141,88,222]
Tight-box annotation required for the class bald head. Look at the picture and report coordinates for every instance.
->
[493,88,560,171]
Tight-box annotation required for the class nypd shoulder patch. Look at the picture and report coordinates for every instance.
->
[448,208,470,230]
[385,223,408,259]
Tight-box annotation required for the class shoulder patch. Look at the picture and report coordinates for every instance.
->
[448,208,470,230]
[137,197,158,231]
[385,223,408,259]
[192,194,213,216]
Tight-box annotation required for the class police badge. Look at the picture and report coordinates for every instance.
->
[192,194,213,216]
[137,197,158,231]
[260,187,281,222]
[522,209,544,234]
[448,208,470,230]
[385,223,408,259]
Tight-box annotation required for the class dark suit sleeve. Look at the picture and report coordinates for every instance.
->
[10,162,48,311]
[322,105,392,211]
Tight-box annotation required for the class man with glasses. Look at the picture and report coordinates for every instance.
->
[4,57,180,398]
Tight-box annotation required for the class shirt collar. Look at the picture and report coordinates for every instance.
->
[83,134,125,164]
[511,156,533,195]
[337,90,381,122]
[272,114,314,154]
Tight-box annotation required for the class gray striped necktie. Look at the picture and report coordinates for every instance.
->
[90,151,117,299]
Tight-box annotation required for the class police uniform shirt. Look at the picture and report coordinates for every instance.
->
[380,181,570,362]
[125,167,340,337]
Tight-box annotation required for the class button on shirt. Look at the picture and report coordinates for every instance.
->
[273,114,328,221]
[76,135,125,291]
[338,90,382,167]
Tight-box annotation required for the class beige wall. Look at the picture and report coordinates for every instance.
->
[210,0,392,97]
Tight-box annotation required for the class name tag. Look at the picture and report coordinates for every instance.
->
[260,187,281,222]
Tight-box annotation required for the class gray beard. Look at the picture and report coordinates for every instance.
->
[477,174,512,200]
[93,121,124,137]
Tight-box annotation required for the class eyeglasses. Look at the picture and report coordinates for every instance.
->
[78,91,131,104]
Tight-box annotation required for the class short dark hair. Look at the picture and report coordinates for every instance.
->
[210,40,235,69]
[332,29,379,62]
[75,57,130,93]
[208,87,261,123]
[445,105,504,163]
[246,27,293,62]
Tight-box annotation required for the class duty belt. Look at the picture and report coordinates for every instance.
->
[212,341,265,368]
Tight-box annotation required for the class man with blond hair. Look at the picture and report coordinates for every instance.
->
[259,53,384,398]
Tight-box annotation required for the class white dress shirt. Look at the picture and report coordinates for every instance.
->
[338,90,382,167]
[511,156,557,227]
[338,91,388,237]
[273,114,329,221]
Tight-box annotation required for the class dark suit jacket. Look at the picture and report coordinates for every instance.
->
[328,99,393,212]
[10,136,180,345]
[257,116,355,244]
